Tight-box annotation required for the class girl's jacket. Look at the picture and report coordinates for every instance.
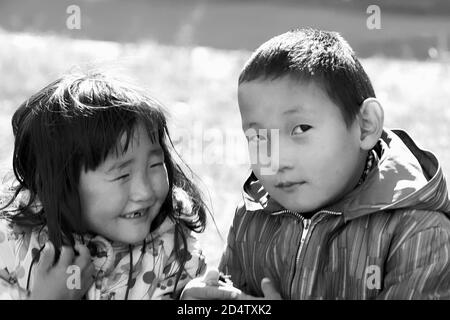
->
[0,188,206,300]
[219,129,450,299]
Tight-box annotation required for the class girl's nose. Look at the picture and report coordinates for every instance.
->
[129,172,155,203]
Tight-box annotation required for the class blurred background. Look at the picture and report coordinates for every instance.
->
[1,0,449,267]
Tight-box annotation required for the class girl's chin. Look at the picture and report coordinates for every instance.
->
[109,234,148,245]
[87,217,153,245]
[105,226,151,245]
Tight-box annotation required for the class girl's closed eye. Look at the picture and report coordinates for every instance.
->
[291,124,312,136]
[113,173,130,182]
[111,161,163,181]
[149,161,163,168]
[148,152,165,168]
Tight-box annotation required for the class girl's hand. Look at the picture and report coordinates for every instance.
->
[28,242,95,300]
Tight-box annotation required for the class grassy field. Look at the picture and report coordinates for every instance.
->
[1,28,450,267]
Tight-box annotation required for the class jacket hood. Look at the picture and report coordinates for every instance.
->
[242,129,450,221]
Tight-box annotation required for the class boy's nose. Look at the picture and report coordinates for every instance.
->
[276,161,294,173]
[276,141,295,173]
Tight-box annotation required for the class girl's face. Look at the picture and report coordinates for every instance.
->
[78,122,170,244]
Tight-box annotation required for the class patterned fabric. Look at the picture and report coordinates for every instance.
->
[0,188,206,300]
[219,129,450,299]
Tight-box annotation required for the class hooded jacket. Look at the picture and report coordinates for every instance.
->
[0,188,206,300]
[219,129,450,299]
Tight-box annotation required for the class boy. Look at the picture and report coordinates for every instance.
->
[183,28,450,299]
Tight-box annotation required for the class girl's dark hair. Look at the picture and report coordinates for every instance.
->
[1,70,207,263]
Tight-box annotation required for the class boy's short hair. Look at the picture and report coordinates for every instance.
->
[239,28,376,126]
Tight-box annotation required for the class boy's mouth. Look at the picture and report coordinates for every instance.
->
[120,207,149,219]
[275,181,305,190]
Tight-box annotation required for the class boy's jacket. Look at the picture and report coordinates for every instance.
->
[0,188,206,300]
[219,129,450,299]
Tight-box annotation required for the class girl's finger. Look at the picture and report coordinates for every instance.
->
[81,262,95,289]
[58,246,75,267]
[73,243,92,269]
[36,242,55,272]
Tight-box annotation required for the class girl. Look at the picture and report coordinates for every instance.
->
[0,71,207,299]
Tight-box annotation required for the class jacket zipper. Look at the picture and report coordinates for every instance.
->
[298,219,311,261]
[273,209,341,298]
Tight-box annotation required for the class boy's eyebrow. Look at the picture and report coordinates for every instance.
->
[243,106,308,128]
[243,122,261,129]
[105,148,164,174]
[282,106,306,115]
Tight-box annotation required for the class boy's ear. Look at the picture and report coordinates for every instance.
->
[357,98,384,151]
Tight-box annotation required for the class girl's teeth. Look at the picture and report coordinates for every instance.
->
[123,210,144,219]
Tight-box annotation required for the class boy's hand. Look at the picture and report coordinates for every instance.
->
[181,268,241,300]
[28,242,95,300]
[237,278,282,300]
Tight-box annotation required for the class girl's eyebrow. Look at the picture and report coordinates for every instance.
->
[105,159,134,174]
[104,148,164,174]
[149,148,164,157]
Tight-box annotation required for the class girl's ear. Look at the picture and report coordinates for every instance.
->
[357,98,384,151]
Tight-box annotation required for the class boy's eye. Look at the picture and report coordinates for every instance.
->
[291,124,312,136]
[248,134,268,143]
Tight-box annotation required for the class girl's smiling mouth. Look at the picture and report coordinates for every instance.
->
[120,207,150,219]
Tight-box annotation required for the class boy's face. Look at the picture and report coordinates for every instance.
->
[238,77,366,213]
[78,122,169,244]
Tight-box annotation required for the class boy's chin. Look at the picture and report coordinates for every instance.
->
[285,205,319,215]
[274,198,320,215]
